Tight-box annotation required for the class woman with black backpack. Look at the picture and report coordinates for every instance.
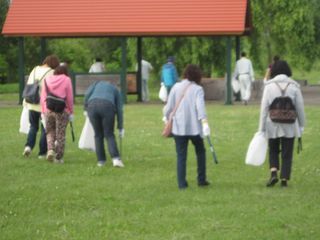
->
[259,60,305,187]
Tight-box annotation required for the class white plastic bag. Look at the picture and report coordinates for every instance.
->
[158,84,168,102]
[245,132,268,166]
[232,78,240,93]
[19,106,30,134]
[78,117,95,151]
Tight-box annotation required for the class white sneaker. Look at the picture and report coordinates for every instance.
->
[54,158,64,164]
[38,155,46,159]
[23,146,31,157]
[46,150,56,162]
[112,158,124,168]
[97,161,106,167]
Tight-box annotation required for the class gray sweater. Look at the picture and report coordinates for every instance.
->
[258,74,305,138]
[164,79,207,136]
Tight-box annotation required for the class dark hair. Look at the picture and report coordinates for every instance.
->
[42,55,60,69]
[270,60,292,78]
[273,55,280,62]
[96,57,102,62]
[183,64,202,84]
[54,65,69,76]
[241,52,246,57]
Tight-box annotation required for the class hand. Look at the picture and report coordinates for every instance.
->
[162,116,168,124]
[300,127,304,134]
[69,114,74,122]
[161,82,164,86]
[201,119,210,137]
[83,111,88,117]
[119,129,125,138]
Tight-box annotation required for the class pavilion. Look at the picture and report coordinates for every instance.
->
[2,0,252,104]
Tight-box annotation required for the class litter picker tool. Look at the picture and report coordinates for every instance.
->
[70,122,75,142]
[206,136,218,164]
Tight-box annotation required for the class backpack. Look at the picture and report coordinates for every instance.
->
[23,68,51,104]
[269,82,297,123]
[44,79,66,113]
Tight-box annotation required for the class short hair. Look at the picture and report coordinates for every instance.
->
[54,65,69,76]
[273,55,280,62]
[270,60,292,78]
[183,64,202,84]
[241,52,246,57]
[95,57,102,62]
[167,56,174,63]
[42,55,60,69]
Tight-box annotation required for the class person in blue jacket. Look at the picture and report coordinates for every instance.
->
[84,81,124,168]
[161,56,178,94]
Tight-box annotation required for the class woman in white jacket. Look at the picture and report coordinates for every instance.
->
[259,60,305,187]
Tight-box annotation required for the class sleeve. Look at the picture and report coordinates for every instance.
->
[40,79,47,113]
[65,78,74,114]
[249,61,255,81]
[295,88,305,128]
[115,89,123,129]
[195,87,207,120]
[258,87,269,132]
[233,62,239,79]
[163,87,176,119]
[84,83,95,110]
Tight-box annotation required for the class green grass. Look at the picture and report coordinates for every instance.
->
[0,103,320,240]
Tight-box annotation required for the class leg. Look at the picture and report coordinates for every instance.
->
[55,112,68,160]
[25,110,40,150]
[174,136,189,189]
[45,112,56,153]
[38,121,47,156]
[280,137,295,181]
[190,135,207,185]
[88,106,106,162]
[267,138,280,186]
[101,105,120,159]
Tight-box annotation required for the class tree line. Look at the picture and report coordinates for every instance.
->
[0,0,319,83]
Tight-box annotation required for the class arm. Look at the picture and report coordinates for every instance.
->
[66,77,74,114]
[249,61,255,81]
[295,88,305,128]
[258,87,269,132]
[115,89,123,129]
[84,83,95,110]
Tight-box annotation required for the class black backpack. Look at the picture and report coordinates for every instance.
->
[269,82,297,123]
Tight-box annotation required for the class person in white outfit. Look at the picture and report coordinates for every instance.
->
[233,52,255,105]
[136,59,153,102]
[89,58,106,73]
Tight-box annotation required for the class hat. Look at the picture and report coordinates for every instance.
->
[167,56,175,62]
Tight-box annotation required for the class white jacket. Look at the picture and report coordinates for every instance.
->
[258,74,305,138]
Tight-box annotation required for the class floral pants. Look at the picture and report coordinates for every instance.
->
[45,111,69,160]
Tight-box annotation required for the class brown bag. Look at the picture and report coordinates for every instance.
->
[162,83,192,138]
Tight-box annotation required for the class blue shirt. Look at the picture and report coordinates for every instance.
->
[161,63,178,87]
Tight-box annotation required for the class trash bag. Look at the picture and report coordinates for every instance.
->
[19,106,30,134]
[245,131,268,166]
[78,117,95,151]
[232,78,240,93]
[159,84,168,102]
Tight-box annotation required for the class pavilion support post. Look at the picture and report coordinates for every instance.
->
[136,37,142,102]
[18,37,25,105]
[234,36,241,101]
[120,37,127,104]
[40,37,47,63]
[225,37,232,105]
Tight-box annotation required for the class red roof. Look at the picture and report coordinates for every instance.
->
[2,0,251,37]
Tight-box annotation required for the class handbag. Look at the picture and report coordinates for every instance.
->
[44,79,66,113]
[23,68,51,104]
[162,83,192,137]
[159,84,168,102]
[245,131,268,166]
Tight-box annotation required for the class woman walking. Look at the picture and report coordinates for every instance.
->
[163,64,211,189]
[40,65,74,163]
[259,60,305,187]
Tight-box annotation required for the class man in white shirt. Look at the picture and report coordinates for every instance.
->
[89,58,106,73]
[233,52,255,105]
[137,59,153,102]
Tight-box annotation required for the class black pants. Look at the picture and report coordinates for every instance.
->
[268,137,294,180]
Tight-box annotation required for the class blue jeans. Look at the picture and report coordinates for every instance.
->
[25,110,47,155]
[174,135,207,188]
[88,99,120,162]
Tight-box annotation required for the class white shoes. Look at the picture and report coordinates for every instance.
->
[97,161,106,167]
[46,150,56,162]
[23,146,31,157]
[54,158,64,164]
[112,158,124,168]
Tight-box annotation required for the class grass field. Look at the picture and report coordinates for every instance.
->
[0,101,319,240]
